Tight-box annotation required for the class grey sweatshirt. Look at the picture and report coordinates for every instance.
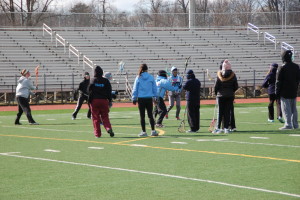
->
[16,76,36,98]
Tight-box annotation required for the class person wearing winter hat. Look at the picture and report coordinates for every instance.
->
[213,60,238,134]
[88,66,114,138]
[183,69,201,133]
[276,50,300,130]
[262,63,283,123]
[154,70,179,128]
[72,72,91,120]
[132,64,158,137]
[166,66,183,120]
[15,69,38,125]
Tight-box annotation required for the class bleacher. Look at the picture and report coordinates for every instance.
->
[0,25,299,97]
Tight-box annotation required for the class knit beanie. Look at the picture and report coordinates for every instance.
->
[186,69,195,79]
[158,70,167,77]
[94,66,103,77]
[21,69,29,76]
[222,59,232,70]
[281,50,293,63]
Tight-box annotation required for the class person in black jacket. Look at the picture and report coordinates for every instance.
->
[88,66,114,138]
[276,50,300,130]
[213,60,238,134]
[72,72,91,120]
[183,70,201,133]
[262,63,283,123]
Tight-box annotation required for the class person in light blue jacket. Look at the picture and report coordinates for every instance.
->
[132,64,158,137]
[154,70,179,127]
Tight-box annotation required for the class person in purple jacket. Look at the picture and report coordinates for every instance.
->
[262,63,284,123]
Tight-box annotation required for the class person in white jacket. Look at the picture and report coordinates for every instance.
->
[15,69,38,125]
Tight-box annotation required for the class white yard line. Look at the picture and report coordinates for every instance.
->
[0,152,299,198]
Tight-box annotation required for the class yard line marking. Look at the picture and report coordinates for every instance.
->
[88,147,104,150]
[130,144,148,147]
[0,134,299,163]
[0,153,299,198]
[44,149,60,153]
[219,140,300,148]
[250,137,269,140]
[197,139,229,142]
[289,134,300,137]
[171,142,187,144]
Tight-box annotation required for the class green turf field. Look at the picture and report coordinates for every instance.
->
[0,103,300,200]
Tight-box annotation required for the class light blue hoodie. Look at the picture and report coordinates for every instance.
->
[156,75,179,98]
[132,72,157,101]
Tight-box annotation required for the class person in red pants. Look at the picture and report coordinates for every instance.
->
[88,66,114,138]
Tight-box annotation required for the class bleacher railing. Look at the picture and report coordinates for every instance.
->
[247,23,260,40]
[264,32,277,50]
[42,23,53,42]
[83,55,95,71]
[69,44,80,65]
[55,34,67,53]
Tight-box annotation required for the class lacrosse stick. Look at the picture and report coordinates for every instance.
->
[116,61,125,92]
[177,56,191,133]
[34,65,40,92]
[206,69,213,81]
[208,101,218,133]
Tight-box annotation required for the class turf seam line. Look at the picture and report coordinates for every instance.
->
[0,152,299,198]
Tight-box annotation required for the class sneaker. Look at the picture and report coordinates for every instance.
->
[212,129,223,134]
[279,126,293,130]
[278,117,284,123]
[176,117,181,120]
[230,128,237,132]
[15,122,22,125]
[72,117,76,120]
[224,129,229,134]
[87,116,91,119]
[268,119,274,123]
[155,124,165,128]
[165,114,168,119]
[138,132,148,137]
[29,122,39,125]
[186,130,197,133]
[151,130,159,136]
[107,129,114,137]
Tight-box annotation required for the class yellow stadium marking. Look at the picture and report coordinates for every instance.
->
[0,134,299,163]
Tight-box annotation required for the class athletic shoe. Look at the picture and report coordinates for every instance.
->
[15,122,22,125]
[107,129,114,137]
[29,122,39,125]
[165,114,168,119]
[155,124,165,128]
[279,126,293,130]
[95,136,101,138]
[224,129,229,134]
[230,128,237,132]
[87,116,91,119]
[138,132,148,137]
[151,130,159,136]
[212,129,223,134]
[268,119,274,123]
[176,117,181,120]
[278,117,284,123]
[72,117,76,120]
[186,130,197,133]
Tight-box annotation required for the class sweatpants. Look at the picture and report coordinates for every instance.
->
[15,96,36,124]
[167,94,181,118]
[217,96,234,129]
[155,97,167,125]
[90,99,112,137]
[72,95,91,118]
[138,98,155,132]
[280,97,298,129]
[186,101,200,132]
[268,94,282,120]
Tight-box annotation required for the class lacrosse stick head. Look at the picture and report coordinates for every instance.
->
[177,119,186,133]
[208,119,217,132]
[118,61,125,72]
[35,65,40,76]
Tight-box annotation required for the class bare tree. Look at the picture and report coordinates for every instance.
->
[0,0,54,26]
[70,2,93,27]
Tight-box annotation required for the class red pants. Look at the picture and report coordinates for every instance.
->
[90,99,112,137]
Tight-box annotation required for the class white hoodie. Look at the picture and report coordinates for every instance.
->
[16,76,36,98]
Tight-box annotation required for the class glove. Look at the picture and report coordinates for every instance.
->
[133,100,137,105]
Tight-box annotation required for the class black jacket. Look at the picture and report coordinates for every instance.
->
[276,62,300,98]
[214,70,238,97]
[183,74,201,104]
[262,67,277,95]
[78,79,90,97]
[88,77,112,103]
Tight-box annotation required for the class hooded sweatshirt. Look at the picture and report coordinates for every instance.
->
[156,75,179,98]
[16,76,36,98]
[262,64,278,95]
[132,72,157,101]
[183,70,201,103]
[275,50,300,98]
[168,74,182,95]
[214,70,238,97]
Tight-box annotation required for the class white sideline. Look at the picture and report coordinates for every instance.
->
[0,152,299,198]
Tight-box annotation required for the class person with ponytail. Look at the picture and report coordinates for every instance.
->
[132,64,158,137]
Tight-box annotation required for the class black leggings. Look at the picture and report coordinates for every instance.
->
[138,98,155,132]
[15,96,36,124]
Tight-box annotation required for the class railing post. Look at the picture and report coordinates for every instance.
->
[61,82,63,104]
[253,70,256,98]
[203,71,206,98]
